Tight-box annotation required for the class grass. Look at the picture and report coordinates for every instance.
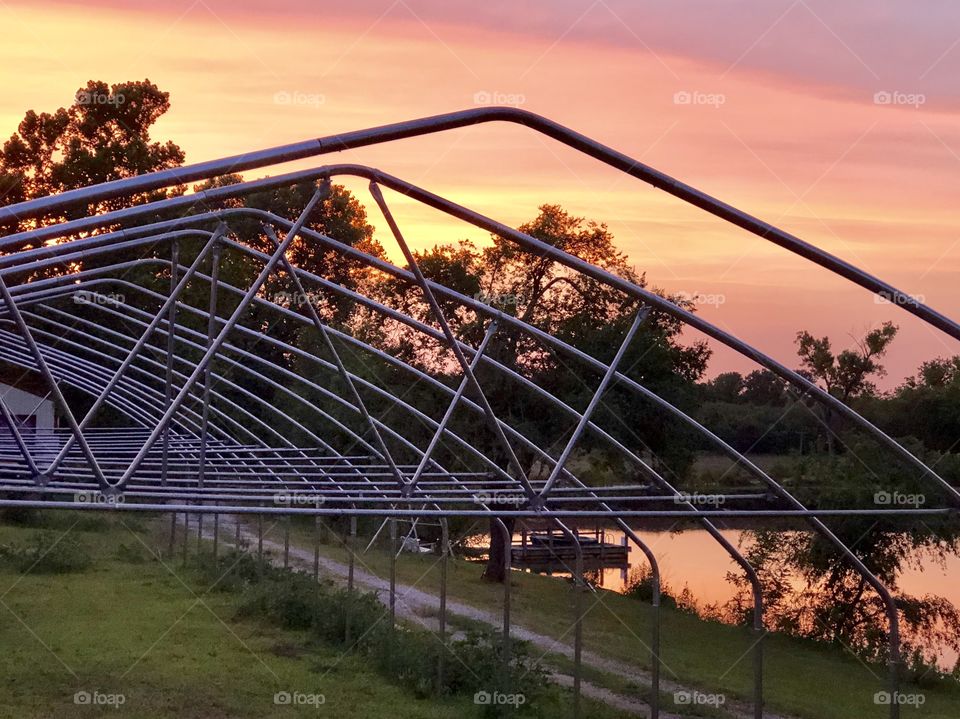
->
[256,515,960,719]
[0,511,632,719]
[0,512,500,718]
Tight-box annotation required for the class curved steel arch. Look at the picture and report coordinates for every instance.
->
[0,110,955,719]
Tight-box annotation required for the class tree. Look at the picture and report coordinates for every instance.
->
[0,79,185,236]
[704,372,744,403]
[740,369,787,406]
[385,205,710,582]
[904,356,960,390]
[795,322,898,453]
[726,448,960,670]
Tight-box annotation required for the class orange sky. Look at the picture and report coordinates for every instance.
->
[1,0,959,385]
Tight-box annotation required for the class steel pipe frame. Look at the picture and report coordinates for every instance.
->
[0,303,386,504]
[368,182,536,502]
[16,161,952,517]
[5,163,955,511]
[2,229,777,716]
[38,225,230,483]
[2,112,956,718]
[5,285,516,524]
[20,268,758,715]
[261,225,407,488]
[7,260,688,716]
[0,107,954,349]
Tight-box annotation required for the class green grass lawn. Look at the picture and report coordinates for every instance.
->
[257,516,960,719]
[0,512,491,719]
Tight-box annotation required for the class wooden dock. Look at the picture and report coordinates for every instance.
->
[511,529,630,570]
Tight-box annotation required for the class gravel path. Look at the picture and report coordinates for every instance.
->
[208,517,791,719]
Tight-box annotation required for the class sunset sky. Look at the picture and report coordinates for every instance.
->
[2,0,959,384]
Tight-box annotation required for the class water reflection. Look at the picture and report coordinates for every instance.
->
[465,526,960,670]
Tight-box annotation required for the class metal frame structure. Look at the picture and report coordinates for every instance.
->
[0,108,957,719]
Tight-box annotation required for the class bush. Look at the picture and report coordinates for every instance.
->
[196,551,549,710]
[0,533,92,573]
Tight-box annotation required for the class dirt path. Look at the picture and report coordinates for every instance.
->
[209,517,790,719]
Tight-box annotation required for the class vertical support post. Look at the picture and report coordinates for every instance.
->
[257,508,264,558]
[212,508,219,560]
[389,518,397,626]
[196,241,222,556]
[160,238,179,488]
[552,521,584,719]
[235,514,241,549]
[348,515,357,592]
[754,597,764,719]
[437,518,449,693]
[573,551,584,719]
[181,512,189,563]
[313,514,321,579]
[283,516,291,569]
[493,518,512,719]
[344,516,355,645]
[168,511,177,558]
[196,506,204,558]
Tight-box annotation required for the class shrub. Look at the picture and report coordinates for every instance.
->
[0,533,92,573]
[196,551,549,710]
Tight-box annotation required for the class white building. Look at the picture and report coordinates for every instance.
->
[0,383,56,434]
